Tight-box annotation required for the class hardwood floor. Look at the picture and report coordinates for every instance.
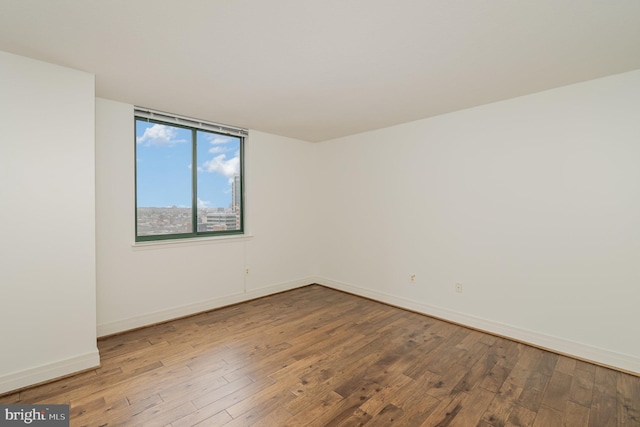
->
[2,285,639,426]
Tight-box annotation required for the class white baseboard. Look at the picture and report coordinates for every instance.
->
[97,277,315,337]
[0,350,100,395]
[316,277,640,376]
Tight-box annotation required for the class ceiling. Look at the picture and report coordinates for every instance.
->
[1,1,639,142]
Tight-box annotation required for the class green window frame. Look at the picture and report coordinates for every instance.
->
[134,107,246,242]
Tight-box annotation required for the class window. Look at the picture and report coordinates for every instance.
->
[135,107,246,241]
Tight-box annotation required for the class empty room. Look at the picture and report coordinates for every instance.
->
[1,1,639,426]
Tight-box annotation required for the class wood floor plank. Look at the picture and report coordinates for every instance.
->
[191,375,272,412]
[418,391,466,426]
[518,354,556,414]
[222,385,296,427]
[507,346,544,387]
[479,380,524,426]
[446,387,496,426]
[365,403,405,426]
[589,391,618,427]
[555,355,577,376]
[451,345,500,394]
[170,378,254,427]
[565,401,591,427]
[541,370,572,412]
[506,404,537,427]
[188,409,232,427]
[307,381,380,427]
[479,341,522,393]
[617,372,640,427]
[280,391,344,427]
[357,374,413,419]
[570,364,595,408]
[590,366,620,427]
[1,285,638,427]
[532,405,564,427]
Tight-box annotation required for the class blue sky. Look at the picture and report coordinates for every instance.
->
[136,120,240,208]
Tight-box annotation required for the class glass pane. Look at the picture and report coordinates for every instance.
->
[136,120,193,236]
[195,131,241,232]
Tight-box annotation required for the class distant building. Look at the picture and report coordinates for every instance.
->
[231,174,241,212]
[206,211,238,231]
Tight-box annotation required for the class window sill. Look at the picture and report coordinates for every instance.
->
[131,233,253,250]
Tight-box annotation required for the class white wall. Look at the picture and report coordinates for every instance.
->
[315,70,640,373]
[95,99,317,336]
[0,51,99,393]
[243,130,319,290]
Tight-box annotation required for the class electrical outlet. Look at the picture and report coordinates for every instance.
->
[410,274,416,283]
[245,268,250,275]
[455,283,463,293]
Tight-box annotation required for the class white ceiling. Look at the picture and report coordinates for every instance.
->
[1,1,639,142]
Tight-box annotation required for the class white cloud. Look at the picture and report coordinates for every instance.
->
[201,154,239,182]
[197,197,211,208]
[137,124,187,146]
[208,135,233,145]
[205,135,236,157]
[208,146,228,154]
